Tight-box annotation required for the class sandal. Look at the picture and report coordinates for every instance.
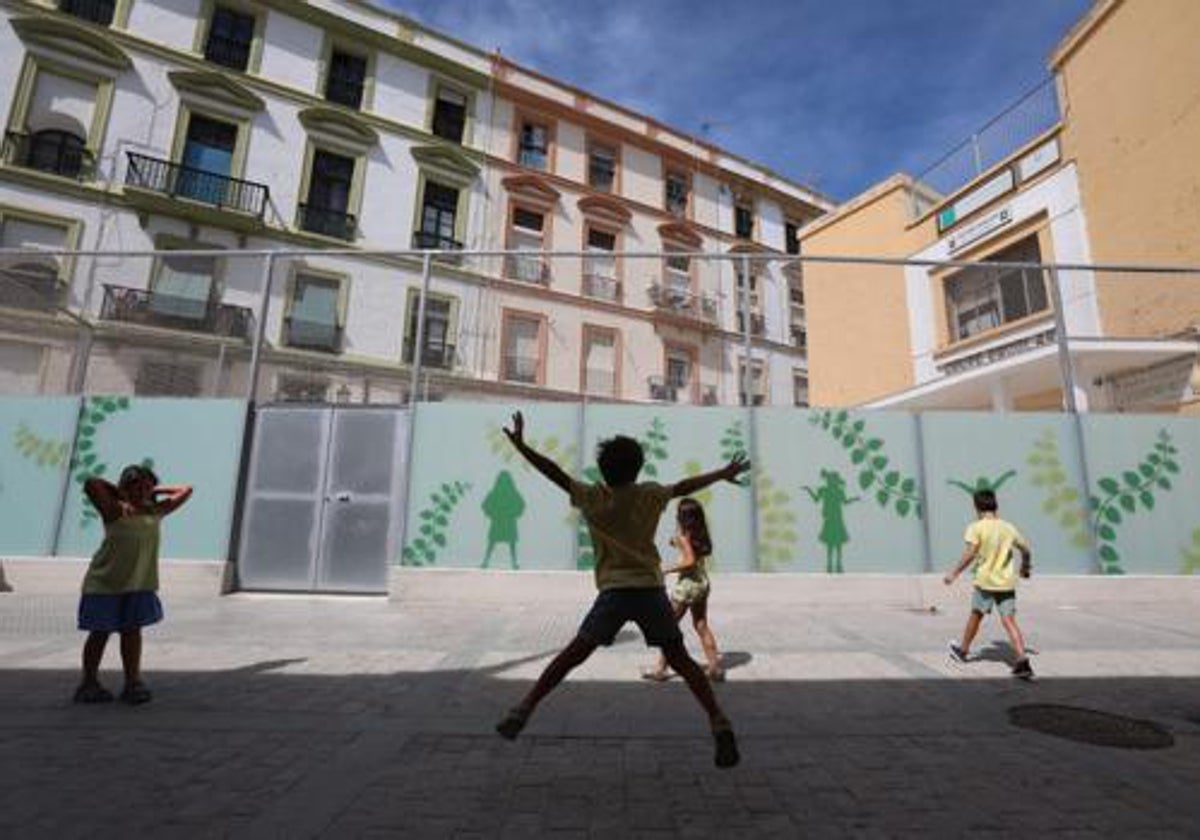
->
[705,666,727,683]
[640,668,672,682]
[713,725,740,769]
[495,707,529,740]
[120,682,152,705]
[73,683,114,704]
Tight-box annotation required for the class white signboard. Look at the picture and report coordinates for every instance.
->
[937,168,1015,231]
[1018,138,1061,183]
[948,206,1013,254]
[1108,356,1196,410]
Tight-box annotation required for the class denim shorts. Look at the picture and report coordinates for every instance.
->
[578,587,684,648]
[78,591,163,632]
[972,587,1016,617]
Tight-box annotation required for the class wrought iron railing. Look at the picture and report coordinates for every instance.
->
[3,131,94,180]
[204,32,252,71]
[59,0,116,25]
[125,152,269,217]
[403,339,456,370]
[582,273,621,302]
[411,231,463,251]
[283,315,344,353]
[647,283,717,323]
[505,254,550,285]
[0,264,66,312]
[100,284,253,340]
[297,203,357,241]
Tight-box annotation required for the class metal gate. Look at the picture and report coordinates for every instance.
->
[237,405,409,593]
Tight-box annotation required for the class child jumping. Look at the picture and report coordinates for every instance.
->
[494,412,748,768]
[943,488,1034,680]
[641,498,724,683]
[74,465,192,705]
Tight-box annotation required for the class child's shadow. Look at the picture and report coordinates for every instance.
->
[974,642,1038,663]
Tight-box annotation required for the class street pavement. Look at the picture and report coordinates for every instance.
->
[1,561,1199,839]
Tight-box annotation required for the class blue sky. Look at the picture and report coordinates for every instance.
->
[386,0,1092,201]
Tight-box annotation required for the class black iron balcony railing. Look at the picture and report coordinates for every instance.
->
[59,0,116,25]
[649,375,684,403]
[411,231,463,251]
[325,73,365,110]
[582,273,621,302]
[204,32,252,71]
[0,264,66,312]
[736,313,766,337]
[100,284,253,340]
[505,253,551,285]
[403,338,456,370]
[125,152,268,217]
[4,131,95,180]
[647,283,717,324]
[283,315,344,353]
[297,203,356,241]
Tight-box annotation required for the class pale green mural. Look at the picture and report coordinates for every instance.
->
[1180,529,1200,575]
[402,480,472,567]
[803,469,859,574]
[481,471,526,570]
[809,409,922,519]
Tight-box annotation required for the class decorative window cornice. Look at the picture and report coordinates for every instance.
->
[410,144,479,187]
[657,221,703,249]
[297,105,379,154]
[577,194,631,227]
[10,15,132,74]
[501,174,560,208]
[168,70,265,114]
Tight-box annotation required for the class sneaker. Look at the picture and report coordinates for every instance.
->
[948,642,970,663]
[1012,658,1035,681]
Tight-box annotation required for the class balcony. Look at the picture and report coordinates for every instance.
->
[4,131,95,180]
[582,273,621,303]
[583,367,617,399]
[402,339,456,370]
[505,254,551,286]
[100,284,253,340]
[204,33,252,72]
[59,0,116,25]
[0,264,67,312]
[125,152,268,217]
[503,355,539,385]
[297,203,356,241]
[411,231,463,252]
[283,315,343,354]
[791,325,808,351]
[647,283,717,325]
[736,312,766,337]
[648,376,698,404]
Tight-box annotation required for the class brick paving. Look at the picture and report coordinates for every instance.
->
[1,564,1199,838]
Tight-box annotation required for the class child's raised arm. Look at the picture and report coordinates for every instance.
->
[671,454,750,498]
[154,484,194,517]
[944,540,979,585]
[83,478,122,524]
[503,412,572,494]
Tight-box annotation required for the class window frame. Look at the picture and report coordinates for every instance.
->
[580,323,621,399]
[734,197,755,240]
[403,286,459,368]
[57,0,134,29]
[585,136,620,194]
[317,36,375,112]
[168,104,252,183]
[0,204,83,305]
[281,263,350,352]
[737,356,768,406]
[500,307,548,386]
[663,342,699,403]
[513,111,554,173]
[941,233,1049,344]
[582,222,621,302]
[413,175,464,249]
[792,368,809,408]
[505,201,551,285]
[295,141,366,241]
[664,167,692,219]
[427,78,472,145]
[194,0,265,75]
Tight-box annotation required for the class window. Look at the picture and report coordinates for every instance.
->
[944,235,1048,341]
[792,370,809,407]
[661,345,695,403]
[735,264,763,334]
[0,216,70,311]
[789,275,806,349]
[204,6,256,72]
[416,181,460,249]
[587,141,617,193]
[735,201,754,239]
[325,49,367,110]
[583,227,618,301]
[507,206,548,284]
[517,119,549,170]
[59,0,117,26]
[136,359,203,397]
[583,327,618,398]
[9,69,99,180]
[152,251,217,322]
[276,373,330,403]
[502,312,543,385]
[665,169,690,218]
[404,292,455,369]
[431,85,467,144]
[785,221,800,255]
[178,113,237,204]
[300,149,356,240]
[286,272,342,352]
[738,358,767,406]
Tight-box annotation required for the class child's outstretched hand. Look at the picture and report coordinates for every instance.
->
[503,412,526,448]
[943,570,957,586]
[723,454,751,484]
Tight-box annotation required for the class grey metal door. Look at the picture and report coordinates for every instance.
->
[238,406,407,593]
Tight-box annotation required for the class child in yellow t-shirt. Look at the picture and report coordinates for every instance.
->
[943,489,1034,680]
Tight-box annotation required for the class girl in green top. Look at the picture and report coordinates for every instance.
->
[74,465,192,705]
[642,498,725,682]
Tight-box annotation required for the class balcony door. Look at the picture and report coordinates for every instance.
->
[179,114,237,205]
[152,251,217,322]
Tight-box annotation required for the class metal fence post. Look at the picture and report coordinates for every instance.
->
[912,412,936,574]
[246,252,277,405]
[739,254,761,568]
[409,253,433,406]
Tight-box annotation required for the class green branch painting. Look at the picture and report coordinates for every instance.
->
[13,424,70,468]
[486,424,577,475]
[401,480,472,566]
[1027,429,1089,549]
[70,397,133,528]
[947,470,1017,496]
[1180,529,1200,575]
[809,410,922,519]
[1088,430,1179,575]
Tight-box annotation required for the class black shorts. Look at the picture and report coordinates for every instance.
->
[578,587,684,648]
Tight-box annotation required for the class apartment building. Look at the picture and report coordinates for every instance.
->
[0,0,829,406]
[800,0,1200,413]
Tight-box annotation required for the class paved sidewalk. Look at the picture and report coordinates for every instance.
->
[1,564,1199,838]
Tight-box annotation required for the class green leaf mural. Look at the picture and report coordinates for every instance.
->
[401,480,472,566]
[13,424,70,468]
[69,397,135,528]
[803,469,857,574]
[486,424,577,475]
[718,420,751,486]
[1180,529,1200,575]
[1026,429,1090,550]
[755,472,797,571]
[947,470,1017,496]
[1087,430,1181,575]
[808,410,922,519]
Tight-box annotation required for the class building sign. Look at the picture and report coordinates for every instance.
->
[1107,356,1196,411]
[937,326,1056,377]
[947,206,1013,254]
[1017,138,1061,183]
[936,168,1016,232]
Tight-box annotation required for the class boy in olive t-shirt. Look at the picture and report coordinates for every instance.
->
[943,489,1034,680]
[494,412,749,768]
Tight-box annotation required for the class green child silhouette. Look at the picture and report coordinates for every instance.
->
[481,470,526,569]
[803,469,860,574]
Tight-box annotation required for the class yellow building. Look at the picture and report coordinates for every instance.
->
[802,0,1200,413]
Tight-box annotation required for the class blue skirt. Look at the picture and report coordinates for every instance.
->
[78,591,163,633]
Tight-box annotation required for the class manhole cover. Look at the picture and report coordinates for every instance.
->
[1008,704,1174,750]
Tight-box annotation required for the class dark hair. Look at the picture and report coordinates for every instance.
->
[677,498,713,557]
[119,464,159,490]
[596,435,644,487]
[973,488,998,513]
